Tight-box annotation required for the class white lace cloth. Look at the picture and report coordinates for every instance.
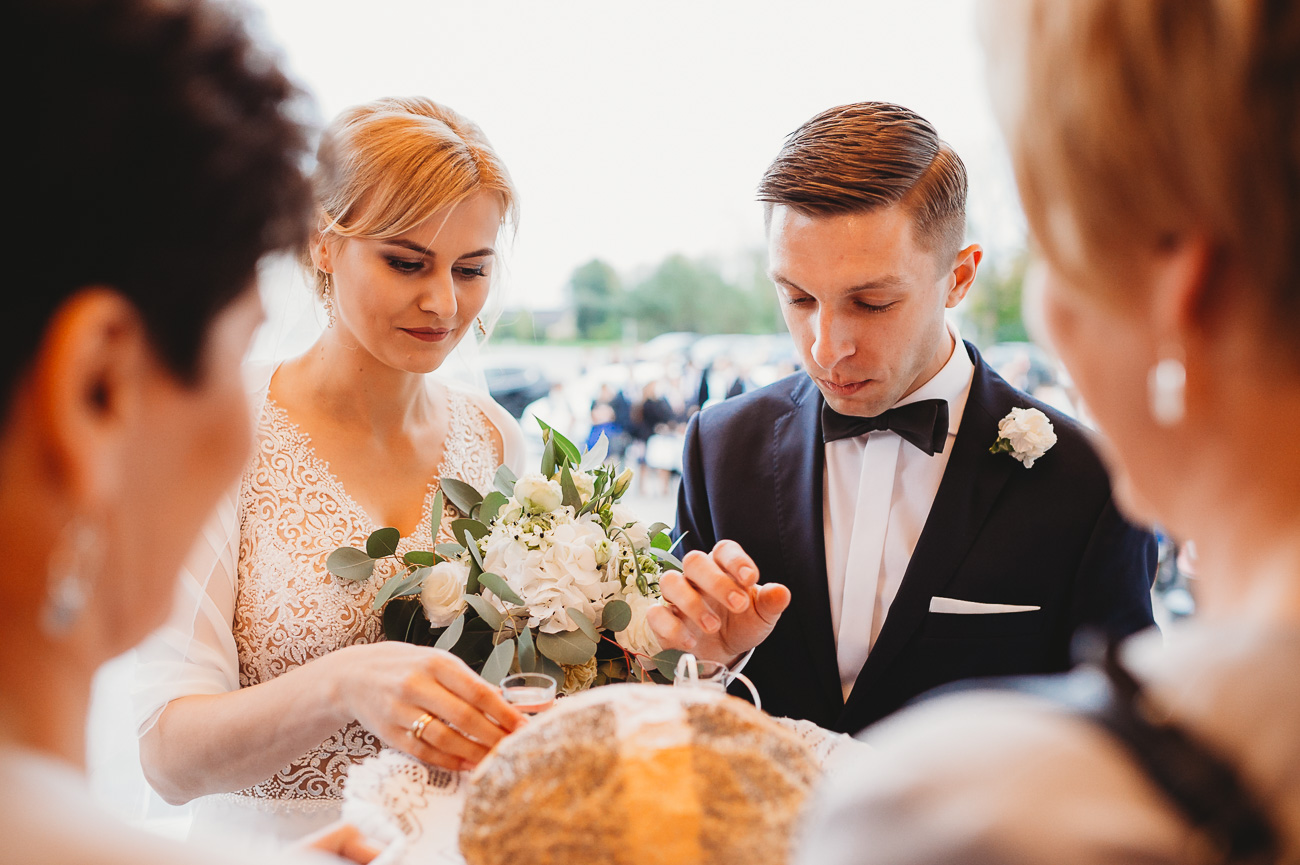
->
[341,714,868,865]
[132,368,524,848]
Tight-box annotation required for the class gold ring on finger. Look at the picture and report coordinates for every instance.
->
[408,711,436,742]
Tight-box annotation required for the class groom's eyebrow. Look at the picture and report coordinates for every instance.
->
[769,272,905,294]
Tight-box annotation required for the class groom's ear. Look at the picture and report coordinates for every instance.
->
[944,243,983,308]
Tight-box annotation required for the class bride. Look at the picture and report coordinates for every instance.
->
[135,96,527,848]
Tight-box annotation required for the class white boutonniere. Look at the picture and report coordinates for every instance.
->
[990,407,1057,468]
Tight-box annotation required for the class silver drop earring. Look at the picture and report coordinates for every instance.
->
[1148,354,1186,426]
[41,518,99,639]
[322,272,337,328]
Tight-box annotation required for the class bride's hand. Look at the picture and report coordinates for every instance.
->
[327,643,525,773]
[647,540,791,666]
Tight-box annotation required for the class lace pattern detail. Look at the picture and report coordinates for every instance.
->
[231,388,500,803]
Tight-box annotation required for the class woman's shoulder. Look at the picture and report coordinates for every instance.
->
[796,689,1191,865]
[439,381,526,476]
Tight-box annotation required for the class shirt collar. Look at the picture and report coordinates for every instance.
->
[893,319,974,436]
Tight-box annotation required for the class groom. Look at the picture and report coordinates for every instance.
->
[647,102,1157,734]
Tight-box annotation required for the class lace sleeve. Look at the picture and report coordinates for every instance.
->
[131,480,243,735]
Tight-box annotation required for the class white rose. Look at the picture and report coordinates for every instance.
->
[609,503,651,552]
[997,407,1058,468]
[420,560,469,627]
[514,472,563,514]
[571,471,595,502]
[615,585,663,668]
[498,496,523,523]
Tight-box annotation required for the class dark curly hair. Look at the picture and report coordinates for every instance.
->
[8,0,312,410]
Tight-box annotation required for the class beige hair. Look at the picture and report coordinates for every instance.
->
[992,0,1300,333]
[303,96,518,298]
[757,102,968,263]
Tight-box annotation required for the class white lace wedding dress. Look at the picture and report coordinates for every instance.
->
[133,371,524,852]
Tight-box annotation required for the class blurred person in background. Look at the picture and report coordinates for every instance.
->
[0,0,373,860]
[799,1,1300,861]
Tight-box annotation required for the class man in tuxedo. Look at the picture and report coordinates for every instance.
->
[646,102,1157,734]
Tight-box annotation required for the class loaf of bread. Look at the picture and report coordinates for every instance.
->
[459,683,819,865]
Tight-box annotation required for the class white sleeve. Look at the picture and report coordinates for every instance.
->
[131,482,242,735]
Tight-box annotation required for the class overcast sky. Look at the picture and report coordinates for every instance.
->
[246,0,1026,309]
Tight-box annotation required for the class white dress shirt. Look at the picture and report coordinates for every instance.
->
[823,322,974,700]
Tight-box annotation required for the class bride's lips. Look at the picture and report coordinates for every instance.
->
[816,376,872,396]
[400,326,453,343]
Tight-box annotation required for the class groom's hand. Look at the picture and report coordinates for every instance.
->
[648,540,791,666]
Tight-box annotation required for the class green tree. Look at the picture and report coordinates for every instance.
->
[568,259,623,340]
[964,250,1030,348]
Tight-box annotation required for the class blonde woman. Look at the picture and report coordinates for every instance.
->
[135,98,527,847]
[798,1,1300,862]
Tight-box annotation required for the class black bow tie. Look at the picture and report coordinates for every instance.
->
[820,398,950,456]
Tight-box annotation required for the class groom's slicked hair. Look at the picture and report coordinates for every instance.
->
[758,102,968,261]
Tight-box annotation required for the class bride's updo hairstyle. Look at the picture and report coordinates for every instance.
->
[992,0,1300,353]
[303,96,519,309]
[458,684,819,865]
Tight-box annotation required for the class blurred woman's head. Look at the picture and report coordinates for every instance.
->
[987,0,1300,538]
[305,97,518,374]
[2,0,310,663]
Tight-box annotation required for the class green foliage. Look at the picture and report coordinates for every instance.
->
[403,550,437,567]
[481,638,516,686]
[965,251,1030,347]
[326,547,375,582]
[569,259,624,340]
[439,478,484,517]
[600,599,632,632]
[479,572,526,606]
[652,648,685,680]
[537,629,598,665]
[434,614,466,651]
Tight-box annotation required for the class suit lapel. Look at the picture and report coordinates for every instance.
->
[841,345,1017,719]
[770,375,842,708]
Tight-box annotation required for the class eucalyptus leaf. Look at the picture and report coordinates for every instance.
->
[429,490,445,540]
[517,624,537,673]
[651,531,672,551]
[600,599,632,632]
[535,652,564,684]
[493,464,518,498]
[565,607,599,641]
[648,547,684,570]
[540,433,556,478]
[433,614,466,651]
[478,572,526,606]
[536,629,598,666]
[647,522,670,537]
[579,433,609,471]
[439,477,484,517]
[652,648,686,680]
[365,527,401,559]
[466,558,482,595]
[479,491,509,525]
[403,550,437,567]
[463,593,504,630]
[462,528,486,569]
[326,547,375,582]
[434,542,465,558]
[559,466,581,510]
[480,638,516,686]
[372,566,430,611]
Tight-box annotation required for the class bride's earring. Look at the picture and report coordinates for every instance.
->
[41,517,100,639]
[322,272,337,328]
[476,317,487,337]
[1147,351,1186,427]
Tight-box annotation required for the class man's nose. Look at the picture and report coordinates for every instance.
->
[809,308,854,370]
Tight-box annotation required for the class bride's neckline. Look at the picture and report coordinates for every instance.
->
[260,393,455,540]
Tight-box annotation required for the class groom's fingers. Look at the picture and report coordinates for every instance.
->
[646,602,698,650]
[659,568,722,634]
[680,549,751,615]
[711,540,759,587]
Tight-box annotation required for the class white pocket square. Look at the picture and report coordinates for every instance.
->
[928,597,1042,615]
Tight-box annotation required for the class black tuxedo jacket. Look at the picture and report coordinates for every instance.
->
[675,342,1157,734]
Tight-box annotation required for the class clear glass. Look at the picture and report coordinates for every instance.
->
[500,672,557,714]
[672,652,762,710]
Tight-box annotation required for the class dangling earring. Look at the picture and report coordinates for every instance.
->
[41,518,100,639]
[322,272,337,328]
[1148,351,1186,427]
[476,317,487,337]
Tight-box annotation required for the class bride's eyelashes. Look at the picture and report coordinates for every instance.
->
[386,256,425,274]
[455,264,489,280]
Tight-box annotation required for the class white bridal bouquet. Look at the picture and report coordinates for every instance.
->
[326,422,686,692]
